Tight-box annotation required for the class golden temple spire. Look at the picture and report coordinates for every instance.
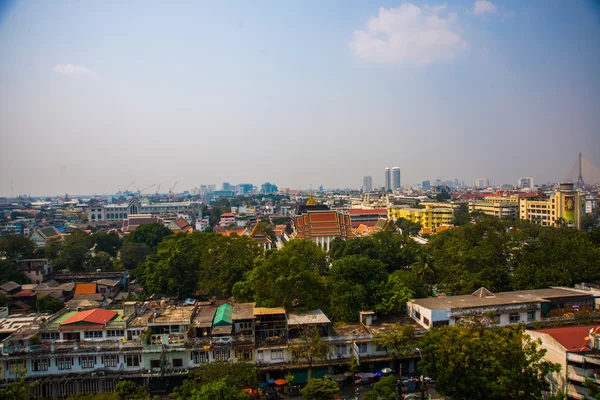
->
[306,186,317,206]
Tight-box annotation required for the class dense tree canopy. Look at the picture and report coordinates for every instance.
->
[123,223,172,249]
[0,260,27,284]
[300,378,340,400]
[235,240,328,309]
[0,235,36,261]
[120,242,151,270]
[171,362,258,400]
[418,322,561,400]
[92,231,122,257]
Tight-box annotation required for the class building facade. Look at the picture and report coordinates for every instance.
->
[519,183,584,229]
[384,168,391,192]
[387,205,454,232]
[88,198,201,223]
[392,167,401,191]
[363,176,373,192]
[518,177,535,190]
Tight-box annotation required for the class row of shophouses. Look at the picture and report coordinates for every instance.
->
[0,302,414,398]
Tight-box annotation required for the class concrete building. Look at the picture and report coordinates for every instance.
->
[88,197,201,223]
[363,176,373,192]
[384,168,391,192]
[468,199,519,219]
[392,167,401,191]
[408,287,595,330]
[422,180,431,190]
[30,227,62,248]
[518,177,535,190]
[519,182,584,229]
[387,205,454,232]
[18,259,52,285]
[527,325,600,400]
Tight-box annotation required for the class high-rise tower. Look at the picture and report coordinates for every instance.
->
[384,168,391,192]
[363,176,373,192]
[392,167,401,191]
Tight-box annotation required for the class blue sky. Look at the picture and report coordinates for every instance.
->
[0,0,599,196]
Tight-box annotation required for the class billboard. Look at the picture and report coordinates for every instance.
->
[564,196,575,223]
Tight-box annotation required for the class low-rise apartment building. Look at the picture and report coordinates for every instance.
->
[387,205,454,232]
[519,182,584,229]
[1,303,418,398]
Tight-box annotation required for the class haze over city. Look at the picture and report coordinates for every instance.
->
[1,0,599,196]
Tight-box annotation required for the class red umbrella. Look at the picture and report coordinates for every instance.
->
[274,379,287,386]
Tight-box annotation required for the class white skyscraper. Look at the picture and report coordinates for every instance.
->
[384,168,391,192]
[392,167,401,191]
[518,177,535,190]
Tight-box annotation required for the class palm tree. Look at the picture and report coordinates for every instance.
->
[412,252,434,283]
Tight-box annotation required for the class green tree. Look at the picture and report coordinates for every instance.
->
[395,218,422,236]
[171,362,258,400]
[0,259,27,284]
[412,251,434,283]
[88,251,114,272]
[373,323,415,374]
[363,375,398,400]
[120,242,151,269]
[92,231,122,257]
[288,325,329,378]
[300,378,340,400]
[123,223,172,249]
[329,255,388,321]
[376,273,414,315]
[0,374,38,400]
[113,380,150,400]
[189,378,251,400]
[0,235,36,261]
[239,240,328,309]
[418,323,561,400]
[37,296,65,314]
[511,227,600,290]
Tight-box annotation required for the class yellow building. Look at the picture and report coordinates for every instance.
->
[387,205,454,231]
[519,182,584,229]
[469,199,519,219]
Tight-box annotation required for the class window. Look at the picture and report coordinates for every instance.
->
[335,345,347,357]
[358,343,368,354]
[214,350,230,362]
[423,317,430,326]
[173,358,183,367]
[376,344,385,352]
[239,322,252,330]
[192,351,208,363]
[103,355,119,367]
[271,349,284,360]
[432,320,450,327]
[84,331,103,339]
[80,356,96,369]
[40,332,59,341]
[256,350,263,362]
[106,330,124,338]
[126,354,140,367]
[170,325,180,333]
[151,360,161,369]
[235,349,253,362]
[8,360,26,374]
[527,311,537,322]
[509,313,520,323]
[57,357,73,370]
[31,359,49,372]
[414,311,421,320]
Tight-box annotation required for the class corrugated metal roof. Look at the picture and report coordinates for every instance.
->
[213,304,233,326]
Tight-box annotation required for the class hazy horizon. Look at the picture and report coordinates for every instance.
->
[1,0,599,197]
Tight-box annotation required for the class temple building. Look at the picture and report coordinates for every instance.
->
[292,193,353,251]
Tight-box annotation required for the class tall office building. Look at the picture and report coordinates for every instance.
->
[422,180,431,190]
[363,176,373,192]
[392,167,401,191]
[384,168,391,192]
[517,177,535,190]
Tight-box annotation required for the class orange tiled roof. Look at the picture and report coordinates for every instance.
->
[62,308,118,326]
[74,283,97,295]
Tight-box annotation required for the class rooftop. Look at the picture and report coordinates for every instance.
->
[150,305,195,325]
[232,303,255,320]
[62,309,118,326]
[193,306,217,328]
[534,325,597,353]
[254,307,286,316]
[409,287,590,310]
[75,283,97,295]
[287,309,331,326]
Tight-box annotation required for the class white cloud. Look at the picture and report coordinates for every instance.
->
[53,64,98,78]
[349,3,467,66]
[473,0,497,16]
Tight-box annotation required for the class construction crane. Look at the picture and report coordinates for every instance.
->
[118,181,135,196]
[137,184,156,196]
[156,183,161,197]
[169,181,178,200]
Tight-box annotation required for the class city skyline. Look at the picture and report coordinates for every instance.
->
[1,0,600,196]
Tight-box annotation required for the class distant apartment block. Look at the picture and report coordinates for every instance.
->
[88,197,201,223]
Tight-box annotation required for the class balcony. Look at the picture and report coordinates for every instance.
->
[232,334,255,345]
[567,364,586,383]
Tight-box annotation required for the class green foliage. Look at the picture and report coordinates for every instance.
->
[0,235,36,261]
[136,232,260,298]
[119,242,151,269]
[0,259,27,285]
[364,375,397,400]
[428,218,511,294]
[0,292,10,307]
[395,218,422,236]
[51,232,94,272]
[123,223,172,249]
[418,323,561,400]
[0,374,38,400]
[189,378,251,400]
[511,227,600,290]
[113,380,150,400]
[92,231,122,257]
[240,240,328,309]
[288,325,329,378]
[88,251,114,272]
[171,362,259,400]
[435,189,451,201]
[329,255,389,321]
[300,378,340,400]
[37,296,65,314]
[373,323,415,360]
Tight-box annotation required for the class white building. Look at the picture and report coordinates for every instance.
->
[518,177,535,190]
[88,197,201,223]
